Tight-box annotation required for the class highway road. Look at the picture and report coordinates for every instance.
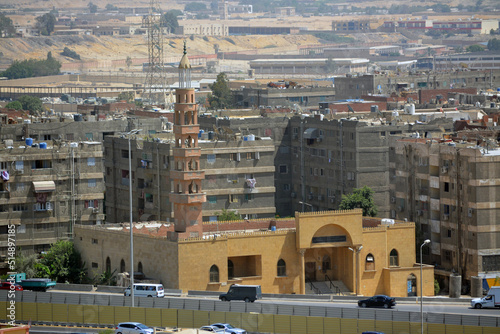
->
[47,290,499,317]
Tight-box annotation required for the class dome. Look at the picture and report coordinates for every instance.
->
[178,41,191,69]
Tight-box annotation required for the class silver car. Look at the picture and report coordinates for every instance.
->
[114,322,153,334]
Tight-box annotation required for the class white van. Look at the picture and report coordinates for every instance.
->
[124,283,164,298]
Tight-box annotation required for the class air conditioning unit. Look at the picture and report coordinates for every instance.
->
[92,208,99,213]
[417,210,423,216]
[308,194,314,200]
[468,208,473,217]
[290,192,296,198]
[318,195,324,201]
[397,206,404,212]
[317,137,323,143]
[330,198,335,203]
[442,214,449,221]
[441,166,448,174]
[391,197,396,203]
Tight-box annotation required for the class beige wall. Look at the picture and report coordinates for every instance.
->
[74,226,179,289]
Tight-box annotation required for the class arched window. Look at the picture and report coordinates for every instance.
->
[120,259,125,273]
[210,265,219,283]
[322,255,331,271]
[106,257,111,273]
[277,259,286,277]
[390,249,399,267]
[228,260,234,279]
[365,253,375,271]
[138,262,143,274]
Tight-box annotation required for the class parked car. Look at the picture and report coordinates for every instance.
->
[219,284,262,302]
[210,323,247,334]
[114,322,153,334]
[358,295,396,309]
[200,325,224,333]
[0,282,23,291]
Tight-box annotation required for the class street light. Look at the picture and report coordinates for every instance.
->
[120,129,142,307]
[420,239,431,334]
[348,246,363,295]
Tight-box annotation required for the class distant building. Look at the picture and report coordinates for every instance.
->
[383,19,499,35]
[176,24,228,36]
[104,135,276,224]
[228,4,252,14]
[274,7,295,16]
[332,19,372,32]
[0,140,105,257]
[249,58,369,75]
[389,132,500,290]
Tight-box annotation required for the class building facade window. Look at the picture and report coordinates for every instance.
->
[208,196,217,204]
[365,253,375,271]
[210,265,219,283]
[389,249,399,267]
[277,259,286,277]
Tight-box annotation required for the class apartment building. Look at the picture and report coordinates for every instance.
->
[200,113,456,218]
[334,70,500,100]
[0,139,105,258]
[104,135,276,223]
[389,134,500,288]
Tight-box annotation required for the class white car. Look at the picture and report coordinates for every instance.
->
[114,322,153,334]
[200,325,225,333]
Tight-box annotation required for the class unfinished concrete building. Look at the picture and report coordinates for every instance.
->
[0,139,105,258]
[389,133,500,290]
[104,135,276,224]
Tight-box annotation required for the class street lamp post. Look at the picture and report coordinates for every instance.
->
[348,246,363,296]
[121,129,142,307]
[420,239,431,334]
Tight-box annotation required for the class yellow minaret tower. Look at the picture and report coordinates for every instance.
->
[169,41,206,237]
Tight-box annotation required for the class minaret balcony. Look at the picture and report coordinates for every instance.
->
[173,125,200,136]
[172,147,201,157]
[170,170,205,180]
[169,193,206,204]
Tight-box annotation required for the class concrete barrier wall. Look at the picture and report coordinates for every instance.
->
[1,301,499,334]
[0,290,497,329]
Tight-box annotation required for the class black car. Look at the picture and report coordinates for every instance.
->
[358,295,396,308]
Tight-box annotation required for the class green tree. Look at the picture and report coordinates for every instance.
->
[105,4,118,11]
[0,13,16,37]
[117,91,134,103]
[39,240,86,283]
[18,96,43,115]
[487,38,500,51]
[163,10,180,34]
[208,72,233,109]
[61,47,81,60]
[1,53,61,79]
[35,13,56,36]
[125,56,132,69]
[339,186,378,217]
[14,253,40,278]
[185,2,207,11]
[5,100,22,110]
[88,2,98,13]
[216,209,241,221]
[466,44,485,52]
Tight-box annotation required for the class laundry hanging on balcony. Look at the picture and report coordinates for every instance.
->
[246,178,256,188]
[1,170,9,181]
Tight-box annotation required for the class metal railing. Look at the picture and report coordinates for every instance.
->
[305,277,320,294]
[325,274,343,296]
